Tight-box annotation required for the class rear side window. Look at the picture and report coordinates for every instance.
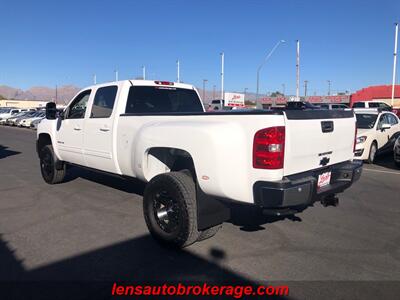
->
[125,86,203,113]
[91,86,118,118]
[352,102,365,108]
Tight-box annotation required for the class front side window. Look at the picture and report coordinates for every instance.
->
[377,114,390,129]
[387,113,399,125]
[369,103,380,108]
[125,86,203,113]
[90,86,118,118]
[378,102,392,109]
[67,90,91,119]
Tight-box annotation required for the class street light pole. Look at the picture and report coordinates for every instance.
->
[295,40,300,101]
[327,80,331,96]
[392,22,398,106]
[176,60,180,83]
[304,80,308,97]
[256,40,285,109]
[203,79,208,101]
[282,83,285,95]
[142,66,146,80]
[220,52,224,100]
[244,87,248,102]
[213,85,216,99]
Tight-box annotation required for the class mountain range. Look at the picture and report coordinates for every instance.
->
[0,85,80,104]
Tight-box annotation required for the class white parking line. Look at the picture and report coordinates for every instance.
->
[363,168,400,175]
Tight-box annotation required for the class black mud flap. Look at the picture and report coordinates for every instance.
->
[196,183,230,231]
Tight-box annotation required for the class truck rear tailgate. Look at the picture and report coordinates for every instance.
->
[283,110,356,176]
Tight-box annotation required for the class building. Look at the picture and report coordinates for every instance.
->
[350,85,400,107]
[0,99,49,109]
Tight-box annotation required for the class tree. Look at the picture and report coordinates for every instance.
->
[270,91,284,97]
[0,94,5,100]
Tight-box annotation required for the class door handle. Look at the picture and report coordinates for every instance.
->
[73,126,81,131]
[100,128,110,132]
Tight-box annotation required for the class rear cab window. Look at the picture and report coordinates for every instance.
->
[125,86,203,113]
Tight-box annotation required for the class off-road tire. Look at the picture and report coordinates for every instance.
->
[143,171,199,248]
[39,145,66,184]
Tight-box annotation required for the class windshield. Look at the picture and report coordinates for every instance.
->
[356,113,378,129]
[0,108,12,113]
[126,86,204,113]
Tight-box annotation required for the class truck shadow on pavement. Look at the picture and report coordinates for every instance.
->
[0,233,290,300]
[64,165,300,232]
[0,145,21,160]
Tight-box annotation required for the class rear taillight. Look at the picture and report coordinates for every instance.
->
[353,123,357,153]
[253,126,285,169]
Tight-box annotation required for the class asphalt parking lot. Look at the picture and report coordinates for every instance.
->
[1,125,400,299]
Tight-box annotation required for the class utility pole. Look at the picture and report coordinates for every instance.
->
[327,80,331,96]
[213,85,216,99]
[296,40,300,101]
[392,22,398,106]
[93,74,97,85]
[282,83,285,95]
[142,66,146,80]
[220,52,224,100]
[202,79,208,101]
[176,59,180,83]
[55,85,58,103]
[244,87,248,102]
[304,80,308,97]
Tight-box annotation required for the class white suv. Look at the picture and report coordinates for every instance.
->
[354,109,400,163]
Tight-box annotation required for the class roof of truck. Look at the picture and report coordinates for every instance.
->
[86,80,195,91]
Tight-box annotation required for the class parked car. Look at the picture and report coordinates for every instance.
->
[315,103,349,109]
[6,111,35,126]
[352,100,400,117]
[354,109,400,163]
[208,99,233,111]
[394,136,400,168]
[0,108,25,124]
[30,117,44,130]
[20,111,46,127]
[36,80,362,248]
[15,111,39,126]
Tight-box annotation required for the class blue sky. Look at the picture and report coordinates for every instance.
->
[1,0,399,95]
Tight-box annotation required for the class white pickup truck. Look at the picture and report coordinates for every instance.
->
[37,80,362,247]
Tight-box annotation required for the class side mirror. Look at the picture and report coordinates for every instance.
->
[381,123,391,131]
[45,102,57,120]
